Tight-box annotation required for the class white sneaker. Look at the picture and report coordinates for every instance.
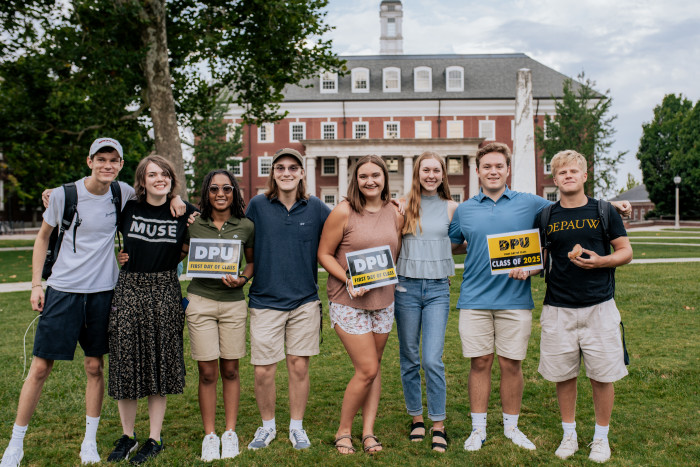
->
[588,437,611,463]
[79,440,100,464]
[463,428,486,451]
[0,446,23,467]
[201,433,221,462]
[289,428,311,449]
[504,425,536,450]
[247,427,276,450]
[221,430,239,459]
[555,432,578,459]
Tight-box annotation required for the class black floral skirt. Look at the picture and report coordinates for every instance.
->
[108,269,185,400]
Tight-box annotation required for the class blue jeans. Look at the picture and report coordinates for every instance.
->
[394,276,450,422]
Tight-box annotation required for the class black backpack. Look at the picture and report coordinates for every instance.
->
[42,181,122,279]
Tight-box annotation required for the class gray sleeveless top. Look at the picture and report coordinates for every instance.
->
[396,194,455,279]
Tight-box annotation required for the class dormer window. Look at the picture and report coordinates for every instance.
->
[446,66,464,92]
[414,66,432,92]
[320,71,338,93]
[352,68,370,93]
[383,67,401,92]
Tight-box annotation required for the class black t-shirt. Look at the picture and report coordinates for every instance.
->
[539,197,627,308]
[119,199,197,273]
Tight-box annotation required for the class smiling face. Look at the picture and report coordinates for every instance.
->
[143,162,172,199]
[477,151,510,197]
[357,162,385,200]
[418,157,443,195]
[208,173,234,213]
[553,162,587,195]
[273,156,305,195]
[87,150,123,185]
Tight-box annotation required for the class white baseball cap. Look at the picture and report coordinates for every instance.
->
[89,137,123,159]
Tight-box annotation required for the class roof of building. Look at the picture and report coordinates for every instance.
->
[611,184,652,202]
[281,53,588,102]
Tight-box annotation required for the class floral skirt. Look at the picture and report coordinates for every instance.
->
[108,270,185,400]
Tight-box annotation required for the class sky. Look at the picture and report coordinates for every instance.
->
[322,0,700,192]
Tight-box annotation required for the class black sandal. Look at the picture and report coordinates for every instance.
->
[409,421,426,441]
[431,428,448,452]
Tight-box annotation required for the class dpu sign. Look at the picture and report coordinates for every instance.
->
[486,228,543,275]
[187,238,241,279]
[345,245,398,290]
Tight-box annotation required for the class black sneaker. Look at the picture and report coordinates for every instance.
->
[129,438,163,465]
[107,434,138,462]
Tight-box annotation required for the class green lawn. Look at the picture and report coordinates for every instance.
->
[0,240,35,248]
[0,264,698,465]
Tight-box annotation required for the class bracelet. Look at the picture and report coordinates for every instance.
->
[32,284,42,288]
[239,274,250,284]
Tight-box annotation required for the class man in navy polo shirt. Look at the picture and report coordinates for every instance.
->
[244,148,330,451]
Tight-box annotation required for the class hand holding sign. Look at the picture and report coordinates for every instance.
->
[486,229,543,275]
[187,238,241,279]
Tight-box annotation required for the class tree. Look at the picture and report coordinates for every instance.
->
[637,94,700,218]
[618,173,640,195]
[535,72,625,198]
[1,0,343,207]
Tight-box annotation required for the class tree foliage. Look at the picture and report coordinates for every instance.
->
[535,72,625,198]
[0,0,342,210]
[618,173,641,195]
[637,94,700,218]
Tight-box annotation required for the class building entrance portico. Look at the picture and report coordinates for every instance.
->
[301,138,482,206]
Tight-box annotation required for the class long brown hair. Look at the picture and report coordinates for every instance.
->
[264,157,309,201]
[133,154,178,202]
[345,155,390,213]
[403,152,452,235]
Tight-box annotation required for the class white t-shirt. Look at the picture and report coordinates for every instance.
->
[43,178,134,293]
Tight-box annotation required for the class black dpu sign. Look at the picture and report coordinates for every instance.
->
[345,245,398,290]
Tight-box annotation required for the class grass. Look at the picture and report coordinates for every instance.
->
[0,263,698,466]
[0,240,34,248]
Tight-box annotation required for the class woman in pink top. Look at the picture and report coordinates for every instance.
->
[318,155,404,455]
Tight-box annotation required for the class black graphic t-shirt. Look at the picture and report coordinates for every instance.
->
[119,199,197,273]
[539,197,627,308]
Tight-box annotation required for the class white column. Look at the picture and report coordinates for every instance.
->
[338,155,349,198]
[403,155,414,196]
[305,156,317,197]
[468,154,479,197]
[512,68,537,194]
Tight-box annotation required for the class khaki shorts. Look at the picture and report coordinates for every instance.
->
[249,300,321,366]
[185,293,247,361]
[539,298,628,383]
[459,308,532,360]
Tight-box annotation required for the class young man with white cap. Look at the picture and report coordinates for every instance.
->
[242,148,330,451]
[0,138,184,466]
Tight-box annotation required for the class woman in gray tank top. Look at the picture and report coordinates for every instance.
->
[395,152,464,452]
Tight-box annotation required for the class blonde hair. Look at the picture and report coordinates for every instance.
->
[346,155,390,213]
[403,152,451,235]
[551,150,587,175]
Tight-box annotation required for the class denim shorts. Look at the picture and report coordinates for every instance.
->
[33,287,113,360]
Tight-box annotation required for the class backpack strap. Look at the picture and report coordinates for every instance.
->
[538,202,556,282]
[597,198,615,290]
[62,183,80,253]
[110,181,123,250]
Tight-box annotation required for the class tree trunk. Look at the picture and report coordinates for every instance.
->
[138,0,188,200]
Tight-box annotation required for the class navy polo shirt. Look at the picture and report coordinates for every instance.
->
[246,194,331,311]
[448,187,550,310]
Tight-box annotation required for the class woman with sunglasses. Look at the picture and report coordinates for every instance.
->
[185,170,255,461]
[107,155,197,464]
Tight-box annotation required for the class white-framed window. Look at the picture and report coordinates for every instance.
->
[385,157,400,173]
[321,122,337,140]
[479,120,496,140]
[415,121,431,138]
[289,122,306,142]
[322,158,337,176]
[384,121,400,139]
[446,66,464,92]
[633,209,638,221]
[353,121,368,139]
[640,208,646,219]
[320,71,338,93]
[383,67,401,92]
[352,67,370,93]
[447,156,463,175]
[387,17,396,36]
[543,187,559,202]
[257,123,274,143]
[414,66,432,92]
[447,120,464,138]
[544,160,552,174]
[391,191,399,199]
[227,157,243,177]
[451,186,464,203]
[258,156,273,177]
[323,193,337,208]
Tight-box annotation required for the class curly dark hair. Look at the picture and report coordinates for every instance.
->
[199,169,246,220]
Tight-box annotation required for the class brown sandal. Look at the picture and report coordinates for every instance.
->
[334,434,355,454]
[362,434,383,453]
